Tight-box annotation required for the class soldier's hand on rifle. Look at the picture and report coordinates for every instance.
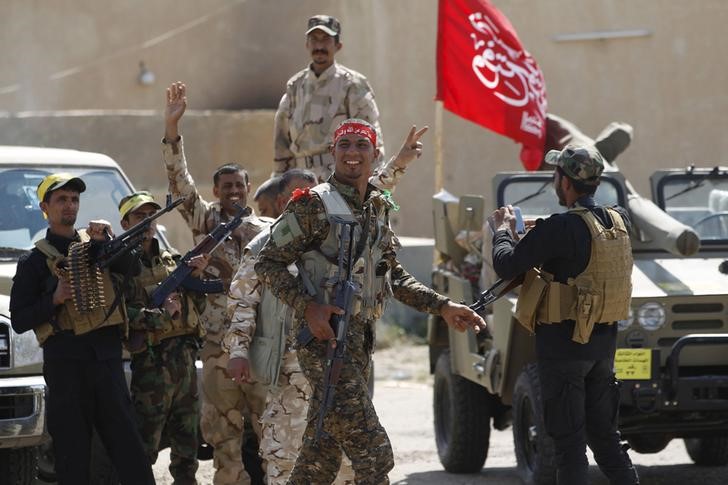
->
[393,125,429,169]
[304,301,341,342]
[163,292,182,320]
[87,219,113,241]
[52,278,73,306]
[187,253,210,278]
[226,356,251,383]
[441,301,487,333]
[165,81,187,142]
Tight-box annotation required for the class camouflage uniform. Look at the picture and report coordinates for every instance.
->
[254,177,450,484]
[274,62,386,182]
[124,238,207,484]
[162,137,269,484]
[224,247,356,485]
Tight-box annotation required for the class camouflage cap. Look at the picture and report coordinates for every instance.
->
[306,15,341,37]
[118,191,162,219]
[544,145,604,186]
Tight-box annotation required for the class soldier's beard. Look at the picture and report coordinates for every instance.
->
[555,184,567,207]
[60,215,77,226]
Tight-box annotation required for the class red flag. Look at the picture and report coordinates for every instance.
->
[436,0,547,170]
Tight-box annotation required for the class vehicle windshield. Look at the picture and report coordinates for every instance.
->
[499,175,622,218]
[660,174,728,241]
[0,166,132,252]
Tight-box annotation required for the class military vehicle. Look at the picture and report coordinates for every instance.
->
[428,162,728,484]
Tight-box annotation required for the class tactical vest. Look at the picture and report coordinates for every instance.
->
[132,247,205,347]
[515,207,633,344]
[299,183,394,322]
[33,231,127,346]
[246,229,295,387]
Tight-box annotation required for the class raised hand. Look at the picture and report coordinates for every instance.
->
[165,81,187,141]
[393,125,429,169]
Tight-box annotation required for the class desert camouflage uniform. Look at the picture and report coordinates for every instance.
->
[274,62,387,182]
[163,137,269,485]
[224,247,355,485]
[124,239,206,484]
[254,177,450,484]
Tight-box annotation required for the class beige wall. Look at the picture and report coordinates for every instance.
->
[2,0,727,238]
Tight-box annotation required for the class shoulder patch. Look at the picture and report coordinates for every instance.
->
[271,212,304,247]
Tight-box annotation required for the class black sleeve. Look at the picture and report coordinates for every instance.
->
[612,205,633,233]
[9,253,58,334]
[492,215,576,280]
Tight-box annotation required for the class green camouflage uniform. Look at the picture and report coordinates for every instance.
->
[274,62,390,182]
[254,177,449,484]
[124,238,206,484]
[162,137,269,485]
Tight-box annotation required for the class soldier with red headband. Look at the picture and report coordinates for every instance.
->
[255,119,486,484]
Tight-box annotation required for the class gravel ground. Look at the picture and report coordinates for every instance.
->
[149,343,728,484]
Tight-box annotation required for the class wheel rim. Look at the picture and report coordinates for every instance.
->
[519,395,539,471]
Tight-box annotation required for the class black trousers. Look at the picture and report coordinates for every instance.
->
[538,358,639,485]
[44,358,155,485]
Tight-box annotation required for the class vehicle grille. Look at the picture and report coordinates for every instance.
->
[0,394,34,419]
[0,321,9,369]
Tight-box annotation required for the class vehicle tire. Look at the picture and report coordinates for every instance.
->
[90,430,120,485]
[512,364,556,485]
[627,434,671,454]
[433,350,491,473]
[684,436,728,466]
[37,439,56,482]
[0,446,38,485]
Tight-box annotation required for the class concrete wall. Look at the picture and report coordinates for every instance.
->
[1,0,727,239]
[0,110,274,250]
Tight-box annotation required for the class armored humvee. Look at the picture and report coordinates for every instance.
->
[428,164,728,484]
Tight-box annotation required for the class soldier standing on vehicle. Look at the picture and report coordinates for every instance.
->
[9,174,155,485]
[274,15,412,187]
[162,81,269,484]
[255,118,486,484]
[119,191,209,485]
[490,145,640,485]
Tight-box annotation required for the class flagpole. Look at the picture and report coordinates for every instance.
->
[434,100,444,191]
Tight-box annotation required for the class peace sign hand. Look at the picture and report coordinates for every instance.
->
[393,125,429,169]
[165,81,187,141]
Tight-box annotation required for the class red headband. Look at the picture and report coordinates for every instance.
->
[333,121,377,147]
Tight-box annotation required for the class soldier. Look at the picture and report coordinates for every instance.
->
[162,81,269,484]
[253,176,282,219]
[275,14,411,185]
[255,119,486,484]
[226,122,429,484]
[119,191,209,485]
[490,146,640,485]
[9,174,154,485]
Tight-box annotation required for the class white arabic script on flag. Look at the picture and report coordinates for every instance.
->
[468,11,546,137]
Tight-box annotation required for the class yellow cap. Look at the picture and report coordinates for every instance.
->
[36,173,86,202]
[118,191,162,219]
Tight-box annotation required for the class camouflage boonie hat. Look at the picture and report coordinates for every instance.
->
[544,145,604,186]
[306,15,341,37]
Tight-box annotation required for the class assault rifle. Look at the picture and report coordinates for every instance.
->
[95,194,184,270]
[469,274,524,313]
[150,204,252,307]
[296,218,358,444]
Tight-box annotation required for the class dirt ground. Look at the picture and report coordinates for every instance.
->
[148,343,728,484]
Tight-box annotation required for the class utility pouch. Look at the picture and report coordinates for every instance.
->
[572,288,602,344]
[515,269,550,333]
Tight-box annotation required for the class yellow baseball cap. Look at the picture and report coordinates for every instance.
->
[36,173,86,202]
[118,191,162,219]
